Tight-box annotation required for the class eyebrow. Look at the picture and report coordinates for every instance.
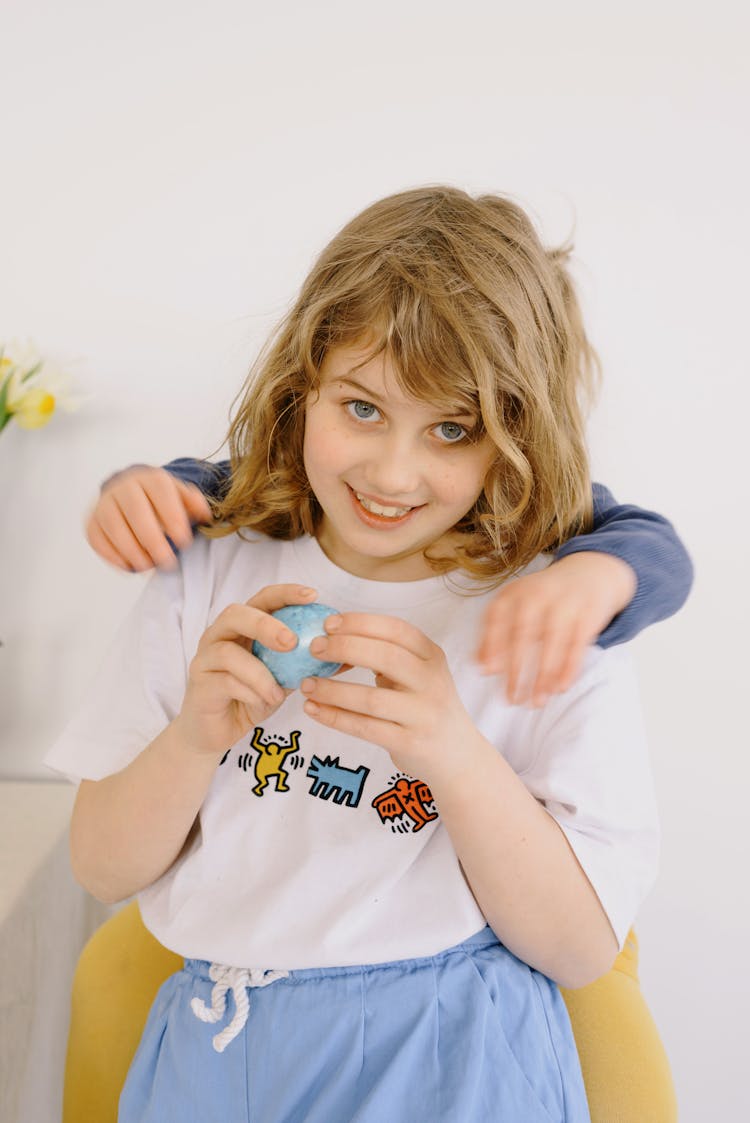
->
[334,375,478,420]
[335,376,388,403]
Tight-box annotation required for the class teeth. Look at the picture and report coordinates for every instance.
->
[355,491,412,518]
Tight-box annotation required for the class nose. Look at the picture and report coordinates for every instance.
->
[362,431,425,502]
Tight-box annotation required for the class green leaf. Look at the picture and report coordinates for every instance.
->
[0,372,11,429]
[20,361,42,384]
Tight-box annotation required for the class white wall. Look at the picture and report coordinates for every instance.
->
[1,1,748,1117]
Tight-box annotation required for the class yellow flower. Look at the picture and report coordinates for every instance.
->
[1,339,84,436]
[11,386,57,429]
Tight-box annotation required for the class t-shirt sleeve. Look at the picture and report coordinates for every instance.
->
[520,646,660,950]
[44,567,189,784]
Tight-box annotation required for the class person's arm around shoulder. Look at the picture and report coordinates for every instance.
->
[85,464,216,572]
[86,466,693,714]
[163,457,231,503]
[557,482,694,646]
[476,482,693,706]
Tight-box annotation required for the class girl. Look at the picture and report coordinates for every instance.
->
[49,186,662,1122]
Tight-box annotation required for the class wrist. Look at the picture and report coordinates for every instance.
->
[167,715,228,763]
[420,722,495,797]
[555,551,637,617]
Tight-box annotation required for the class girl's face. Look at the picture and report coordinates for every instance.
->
[303,342,496,581]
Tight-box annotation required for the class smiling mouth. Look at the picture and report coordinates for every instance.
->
[354,491,414,517]
[347,485,423,524]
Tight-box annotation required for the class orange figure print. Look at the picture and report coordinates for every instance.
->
[372,777,438,833]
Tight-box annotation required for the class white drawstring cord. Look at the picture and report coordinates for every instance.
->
[190,963,290,1053]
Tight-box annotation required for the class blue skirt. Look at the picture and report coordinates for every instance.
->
[119,926,589,1122]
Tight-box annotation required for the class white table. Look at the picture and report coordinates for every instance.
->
[0,781,111,1123]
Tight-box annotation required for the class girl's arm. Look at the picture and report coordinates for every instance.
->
[71,722,221,904]
[69,583,317,904]
[302,615,653,989]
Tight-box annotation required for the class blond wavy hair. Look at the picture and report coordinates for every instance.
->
[206,185,600,584]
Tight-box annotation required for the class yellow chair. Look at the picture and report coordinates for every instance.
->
[559,932,678,1122]
[63,903,677,1122]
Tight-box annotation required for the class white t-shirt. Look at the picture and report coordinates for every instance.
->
[46,532,659,970]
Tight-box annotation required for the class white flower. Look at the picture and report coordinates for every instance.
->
[1,339,84,433]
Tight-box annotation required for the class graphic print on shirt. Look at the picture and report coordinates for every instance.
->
[306,755,370,808]
[372,775,438,833]
[226,726,436,834]
[241,726,303,797]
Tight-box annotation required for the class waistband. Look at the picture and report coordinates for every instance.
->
[184,924,501,984]
[185,926,500,1054]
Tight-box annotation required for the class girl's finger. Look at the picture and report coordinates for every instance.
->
[90,508,159,572]
[138,473,200,547]
[206,669,281,711]
[93,491,173,571]
[85,516,132,571]
[504,613,543,703]
[475,596,513,669]
[203,587,319,651]
[529,620,580,704]
[506,659,538,706]
[199,641,285,707]
[300,676,410,724]
[246,583,319,614]
[322,612,435,661]
[303,694,402,755]
[549,625,593,696]
[113,486,183,569]
[308,633,425,692]
[178,482,214,526]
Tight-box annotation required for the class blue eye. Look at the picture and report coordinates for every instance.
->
[346,400,380,421]
[435,421,467,443]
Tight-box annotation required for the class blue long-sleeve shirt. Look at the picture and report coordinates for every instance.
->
[161,458,693,648]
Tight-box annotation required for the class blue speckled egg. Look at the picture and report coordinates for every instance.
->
[252,603,342,689]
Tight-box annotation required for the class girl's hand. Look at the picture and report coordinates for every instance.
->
[476,552,637,707]
[85,466,214,572]
[299,613,476,780]
[174,584,319,757]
